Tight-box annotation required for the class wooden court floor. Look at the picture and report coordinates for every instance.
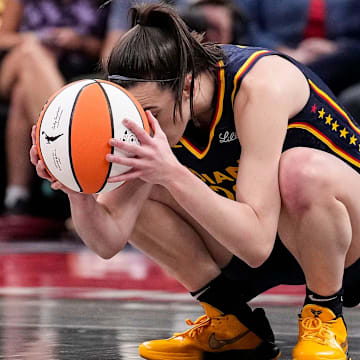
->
[0,240,358,359]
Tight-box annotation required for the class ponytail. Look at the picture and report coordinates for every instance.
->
[105,1,224,121]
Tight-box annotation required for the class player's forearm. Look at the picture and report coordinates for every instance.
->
[68,181,153,259]
[68,194,127,258]
[166,166,276,267]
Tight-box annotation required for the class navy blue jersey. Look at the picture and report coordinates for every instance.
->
[172,44,360,200]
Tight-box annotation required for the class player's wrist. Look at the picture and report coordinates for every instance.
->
[163,162,190,191]
[68,192,95,205]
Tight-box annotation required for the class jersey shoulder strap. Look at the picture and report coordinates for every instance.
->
[221,44,278,107]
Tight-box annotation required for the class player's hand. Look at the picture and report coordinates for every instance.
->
[106,111,182,186]
[30,125,52,181]
[30,125,78,195]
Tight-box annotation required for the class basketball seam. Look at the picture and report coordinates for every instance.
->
[95,80,114,193]
[68,81,96,192]
[117,86,147,138]
[99,79,149,134]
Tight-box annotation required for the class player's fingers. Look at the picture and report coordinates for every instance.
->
[50,181,75,194]
[108,170,141,183]
[51,181,62,190]
[30,144,39,165]
[109,138,146,157]
[31,125,37,146]
[51,181,68,192]
[146,110,164,136]
[122,119,152,145]
[36,160,52,181]
[106,153,137,167]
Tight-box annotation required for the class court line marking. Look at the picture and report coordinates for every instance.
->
[0,286,305,305]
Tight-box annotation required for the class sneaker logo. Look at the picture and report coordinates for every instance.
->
[193,286,211,300]
[340,337,348,350]
[308,294,338,302]
[310,309,322,317]
[208,329,251,350]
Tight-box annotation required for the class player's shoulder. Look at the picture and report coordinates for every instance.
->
[221,45,273,68]
[220,44,277,88]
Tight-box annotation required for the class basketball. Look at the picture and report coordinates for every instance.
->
[36,79,150,194]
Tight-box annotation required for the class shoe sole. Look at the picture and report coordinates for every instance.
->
[293,357,350,360]
[140,344,281,360]
[204,350,281,360]
[140,353,281,360]
[140,350,201,360]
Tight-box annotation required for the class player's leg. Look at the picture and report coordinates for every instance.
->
[131,195,222,290]
[278,147,360,360]
[342,256,360,308]
[222,235,306,302]
[131,185,281,360]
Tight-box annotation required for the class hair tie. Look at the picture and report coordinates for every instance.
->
[108,75,179,83]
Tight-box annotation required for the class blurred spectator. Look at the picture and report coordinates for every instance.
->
[102,0,248,61]
[0,0,4,25]
[0,0,6,214]
[0,0,109,238]
[180,0,248,45]
[101,0,188,62]
[237,0,360,95]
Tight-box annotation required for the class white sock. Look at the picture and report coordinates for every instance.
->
[4,185,30,209]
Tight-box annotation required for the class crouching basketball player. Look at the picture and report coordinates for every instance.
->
[31,3,360,360]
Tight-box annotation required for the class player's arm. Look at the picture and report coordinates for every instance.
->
[30,126,152,259]
[166,56,309,266]
[169,56,308,266]
[164,56,308,266]
[231,55,309,262]
[67,180,152,258]
[106,56,309,267]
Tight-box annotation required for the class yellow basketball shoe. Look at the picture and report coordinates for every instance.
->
[139,302,281,360]
[293,304,351,360]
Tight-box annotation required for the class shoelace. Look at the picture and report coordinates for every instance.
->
[301,317,335,344]
[173,315,211,338]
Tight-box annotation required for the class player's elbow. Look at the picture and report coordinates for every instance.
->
[96,244,125,260]
[94,237,127,260]
[98,252,116,260]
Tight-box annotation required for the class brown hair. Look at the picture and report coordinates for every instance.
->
[105,1,224,121]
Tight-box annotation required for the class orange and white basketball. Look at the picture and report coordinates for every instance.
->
[36,79,149,194]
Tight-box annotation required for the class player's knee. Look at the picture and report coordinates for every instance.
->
[279,148,329,214]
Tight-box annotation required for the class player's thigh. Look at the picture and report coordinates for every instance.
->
[278,147,360,266]
[130,194,222,290]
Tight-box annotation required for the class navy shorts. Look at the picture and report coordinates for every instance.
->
[222,235,360,308]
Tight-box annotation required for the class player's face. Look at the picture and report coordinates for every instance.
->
[129,83,190,145]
